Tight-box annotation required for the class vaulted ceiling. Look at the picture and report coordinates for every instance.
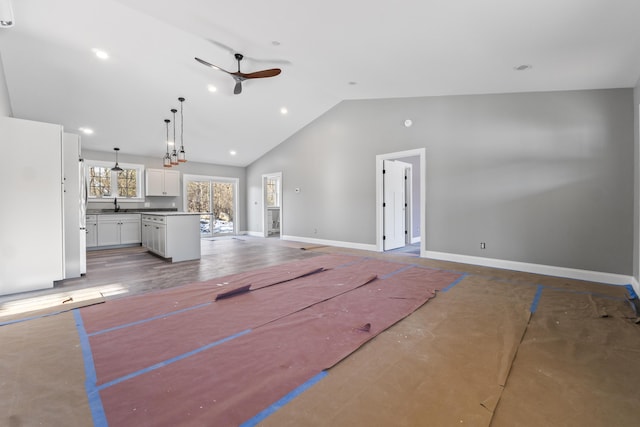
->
[1,0,640,166]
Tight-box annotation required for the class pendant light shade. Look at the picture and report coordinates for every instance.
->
[112,147,123,171]
[163,119,172,168]
[178,97,187,162]
[170,108,179,165]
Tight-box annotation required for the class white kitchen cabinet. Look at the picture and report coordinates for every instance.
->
[146,168,181,196]
[142,214,200,262]
[86,215,98,248]
[97,214,141,247]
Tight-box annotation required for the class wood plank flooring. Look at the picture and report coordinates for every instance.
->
[0,237,320,309]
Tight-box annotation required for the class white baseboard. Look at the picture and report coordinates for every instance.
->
[410,237,421,245]
[245,231,263,237]
[281,235,378,252]
[424,250,633,286]
[632,277,640,296]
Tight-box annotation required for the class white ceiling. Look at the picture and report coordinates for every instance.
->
[1,0,640,166]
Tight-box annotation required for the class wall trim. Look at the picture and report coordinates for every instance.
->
[411,237,421,245]
[424,250,633,286]
[245,231,263,237]
[281,235,377,252]
[632,277,640,295]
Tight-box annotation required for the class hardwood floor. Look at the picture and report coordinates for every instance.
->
[0,237,320,309]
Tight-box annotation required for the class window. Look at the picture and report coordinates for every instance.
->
[86,160,145,201]
[266,177,280,207]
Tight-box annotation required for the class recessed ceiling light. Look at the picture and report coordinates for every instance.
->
[280,107,288,115]
[514,64,532,71]
[79,127,94,135]
[229,150,237,156]
[207,84,217,93]
[348,81,357,85]
[92,48,109,60]
[271,41,281,46]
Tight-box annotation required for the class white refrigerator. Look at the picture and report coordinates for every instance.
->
[63,132,86,278]
[0,116,65,296]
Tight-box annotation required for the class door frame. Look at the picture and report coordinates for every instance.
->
[376,148,426,255]
[182,174,239,236]
[262,172,283,238]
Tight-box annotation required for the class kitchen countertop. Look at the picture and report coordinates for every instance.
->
[86,208,178,215]
[141,212,201,216]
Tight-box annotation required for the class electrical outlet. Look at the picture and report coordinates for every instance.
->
[480,242,486,249]
[144,202,150,208]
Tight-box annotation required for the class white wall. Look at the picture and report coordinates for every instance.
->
[0,51,12,117]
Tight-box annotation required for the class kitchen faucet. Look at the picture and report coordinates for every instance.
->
[114,197,120,212]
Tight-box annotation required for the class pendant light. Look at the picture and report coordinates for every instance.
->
[178,97,187,162]
[112,147,123,171]
[163,119,172,168]
[170,108,179,165]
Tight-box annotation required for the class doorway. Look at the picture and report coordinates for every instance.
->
[376,148,425,255]
[183,174,238,237]
[262,172,282,238]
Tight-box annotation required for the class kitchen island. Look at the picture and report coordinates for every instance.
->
[141,212,201,262]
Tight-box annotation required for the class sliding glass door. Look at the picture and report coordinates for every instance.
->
[184,175,237,237]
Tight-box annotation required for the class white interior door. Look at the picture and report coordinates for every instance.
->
[383,160,406,250]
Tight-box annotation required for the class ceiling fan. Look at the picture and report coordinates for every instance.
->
[195,53,281,95]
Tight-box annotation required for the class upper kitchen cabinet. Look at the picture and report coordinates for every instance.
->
[146,168,181,196]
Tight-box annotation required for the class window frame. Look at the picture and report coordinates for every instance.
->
[85,159,145,202]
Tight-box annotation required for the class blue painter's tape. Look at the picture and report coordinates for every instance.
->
[97,328,252,391]
[530,285,543,313]
[379,264,416,280]
[0,309,68,327]
[625,284,639,300]
[240,371,328,427]
[88,302,211,337]
[441,273,468,293]
[74,309,108,427]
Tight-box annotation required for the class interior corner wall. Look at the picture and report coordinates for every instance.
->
[246,88,634,275]
[633,80,640,282]
[0,51,12,117]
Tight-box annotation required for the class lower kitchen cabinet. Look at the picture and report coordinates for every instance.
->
[96,214,141,247]
[86,215,98,248]
[142,214,200,262]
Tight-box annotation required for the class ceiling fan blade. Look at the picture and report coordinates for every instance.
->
[240,69,282,79]
[234,81,242,95]
[194,57,232,74]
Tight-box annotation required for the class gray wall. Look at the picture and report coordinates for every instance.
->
[84,149,247,232]
[247,89,634,275]
[0,52,12,117]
